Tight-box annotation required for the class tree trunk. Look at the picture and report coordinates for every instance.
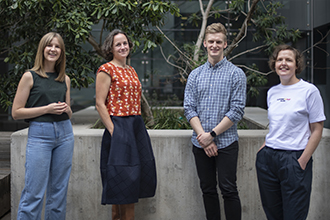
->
[141,92,154,126]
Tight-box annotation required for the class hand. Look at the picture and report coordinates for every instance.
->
[197,132,214,148]
[204,142,218,157]
[297,157,307,170]
[107,122,115,136]
[109,126,114,136]
[47,102,68,115]
[257,145,265,153]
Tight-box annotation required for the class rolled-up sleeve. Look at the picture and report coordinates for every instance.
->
[184,70,199,122]
[225,69,246,123]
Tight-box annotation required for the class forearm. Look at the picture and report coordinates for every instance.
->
[299,125,323,164]
[212,116,234,136]
[298,121,323,169]
[12,105,49,120]
[95,103,114,132]
[65,105,72,118]
[12,102,70,120]
[189,116,205,136]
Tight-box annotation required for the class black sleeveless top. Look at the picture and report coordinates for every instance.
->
[25,71,69,122]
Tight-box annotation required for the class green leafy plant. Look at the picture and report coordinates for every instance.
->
[145,107,191,130]
[246,63,268,98]
[0,0,180,113]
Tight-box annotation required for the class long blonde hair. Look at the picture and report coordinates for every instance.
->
[31,32,66,82]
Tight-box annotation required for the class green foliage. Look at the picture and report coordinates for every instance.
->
[252,1,301,54]
[229,0,245,12]
[91,107,191,130]
[0,0,180,109]
[146,107,191,130]
[237,120,249,129]
[246,63,268,97]
[179,0,301,73]
[141,91,190,129]
[92,91,191,130]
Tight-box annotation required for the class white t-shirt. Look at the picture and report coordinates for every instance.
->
[265,79,326,150]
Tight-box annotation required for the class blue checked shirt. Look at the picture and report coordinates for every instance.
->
[184,57,246,149]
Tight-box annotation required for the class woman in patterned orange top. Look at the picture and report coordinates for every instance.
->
[95,29,157,220]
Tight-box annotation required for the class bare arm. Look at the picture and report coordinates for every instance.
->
[12,72,68,120]
[190,116,218,157]
[189,116,205,136]
[64,75,72,118]
[95,71,114,134]
[197,116,234,148]
[258,141,266,152]
[298,121,324,170]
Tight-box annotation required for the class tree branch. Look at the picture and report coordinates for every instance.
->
[302,29,330,54]
[0,39,30,56]
[228,44,269,61]
[236,64,273,76]
[194,0,214,61]
[99,20,105,46]
[88,34,104,57]
[225,0,260,57]
[156,26,197,66]
[158,44,189,82]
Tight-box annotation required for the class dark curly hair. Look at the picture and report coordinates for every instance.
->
[268,44,305,75]
[101,29,134,61]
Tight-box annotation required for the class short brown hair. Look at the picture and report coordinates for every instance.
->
[31,32,66,82]
[268,44,305,75]
[102,29,134,61]
[205,23,227,42]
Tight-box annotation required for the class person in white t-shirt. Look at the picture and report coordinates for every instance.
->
[256,45,326,220]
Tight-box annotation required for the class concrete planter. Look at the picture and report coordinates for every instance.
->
[11,125,330,219]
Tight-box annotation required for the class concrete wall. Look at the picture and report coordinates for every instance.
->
[11,126,330,220]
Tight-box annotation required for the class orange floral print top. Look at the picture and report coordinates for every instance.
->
[97,62,141,116]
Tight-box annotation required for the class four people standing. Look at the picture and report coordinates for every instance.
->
[184,23,246,220]
[12,32,74,219]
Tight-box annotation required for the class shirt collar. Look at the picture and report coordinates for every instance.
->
[207,57,227,69]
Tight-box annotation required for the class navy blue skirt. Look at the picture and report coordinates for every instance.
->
[100,115,157,204]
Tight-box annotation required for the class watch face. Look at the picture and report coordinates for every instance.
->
[211,131,216,137]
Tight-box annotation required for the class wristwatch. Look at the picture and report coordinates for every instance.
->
[210,130,217,137]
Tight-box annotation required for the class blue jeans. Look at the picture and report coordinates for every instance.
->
[193,141,241,220]
[17,120,74,220]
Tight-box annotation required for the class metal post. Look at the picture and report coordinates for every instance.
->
[310,0,314,83]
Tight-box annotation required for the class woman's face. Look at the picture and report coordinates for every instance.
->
[275,49,297,82]
[43,37,61,63]
[112,33,130,60]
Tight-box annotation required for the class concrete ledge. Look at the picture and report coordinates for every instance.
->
[0,173,10,218]
[70,106,269,129]
[11,127,330,219]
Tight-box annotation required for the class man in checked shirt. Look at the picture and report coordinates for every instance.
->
[184,23,246,220]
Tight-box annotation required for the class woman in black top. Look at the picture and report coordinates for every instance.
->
[12,32,74,220]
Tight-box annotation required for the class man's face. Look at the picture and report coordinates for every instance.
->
[203,32,227,61]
